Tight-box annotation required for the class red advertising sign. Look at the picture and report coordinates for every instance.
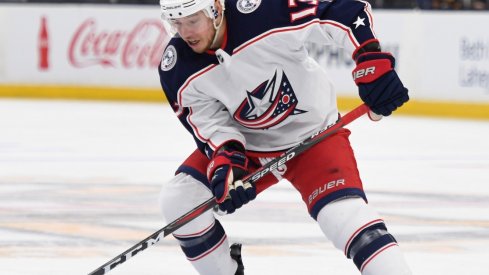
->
[68,18,169,69]
[38,16,50,71]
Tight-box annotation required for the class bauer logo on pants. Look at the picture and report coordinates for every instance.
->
[308,179,345,205]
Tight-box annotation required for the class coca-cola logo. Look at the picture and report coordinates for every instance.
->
[69,18,169,69]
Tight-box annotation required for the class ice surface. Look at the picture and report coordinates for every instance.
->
[0,99,488,275]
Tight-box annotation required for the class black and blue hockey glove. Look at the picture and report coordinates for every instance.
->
[353,52,409,116]
[206,142,256,214]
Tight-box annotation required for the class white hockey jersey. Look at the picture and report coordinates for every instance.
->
[158,0,378,158]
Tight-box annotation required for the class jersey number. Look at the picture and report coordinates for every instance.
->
[289,0,319,22]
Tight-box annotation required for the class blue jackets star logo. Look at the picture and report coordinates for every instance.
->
[233,70,306,129]
[353,16,366,29]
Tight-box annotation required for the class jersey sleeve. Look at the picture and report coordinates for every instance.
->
[159,67,245,159]
[289,0,379,58]
[159,73,206,155]
[177,84,246,158]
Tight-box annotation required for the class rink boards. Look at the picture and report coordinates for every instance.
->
[0,4,488,119]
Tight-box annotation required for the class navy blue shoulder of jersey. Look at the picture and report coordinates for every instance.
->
[225,0,374,51]
[223,0,335,48]
[319,0,377,46]
[158,38,214,156]
[158,38,218,104]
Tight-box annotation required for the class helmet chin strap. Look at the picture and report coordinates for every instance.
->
[210,9,225,49]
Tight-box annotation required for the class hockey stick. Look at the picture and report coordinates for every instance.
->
[88,103,375,275]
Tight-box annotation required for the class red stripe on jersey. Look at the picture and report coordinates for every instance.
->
[186,107,208,144]
[320,20,360,48]
[361,0,375,32]
[234,19,321,54]
[177,64,218,145]
[177,64,217,107]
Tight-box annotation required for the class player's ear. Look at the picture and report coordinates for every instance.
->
[215,0,224,15]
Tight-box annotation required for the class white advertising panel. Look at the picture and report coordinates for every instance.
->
[310,10,489,103]
[0,4,169,88]
[0,5,488,104]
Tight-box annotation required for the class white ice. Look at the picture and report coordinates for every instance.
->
[0,99,488,275]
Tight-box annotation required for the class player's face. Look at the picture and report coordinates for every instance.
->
[169,11,216,53]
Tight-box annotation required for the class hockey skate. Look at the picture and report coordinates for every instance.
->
[230,243,245,275]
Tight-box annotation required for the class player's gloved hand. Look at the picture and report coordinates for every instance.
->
[206,142,256,214]
[353,52,409,116]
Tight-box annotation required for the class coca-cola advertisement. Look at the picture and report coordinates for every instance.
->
[68,18,167,69]
[1,5,171,89]
[38,16,50,71]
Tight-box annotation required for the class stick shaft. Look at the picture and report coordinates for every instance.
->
[88,104,370,275]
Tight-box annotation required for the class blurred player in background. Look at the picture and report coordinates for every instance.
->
[157,0,410,274]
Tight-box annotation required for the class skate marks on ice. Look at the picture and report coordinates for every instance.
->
[0,179,488,258]
[0,100,488,274]
[0,181,162,251]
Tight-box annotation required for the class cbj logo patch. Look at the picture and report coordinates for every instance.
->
[237,0,261,14]
[233,69,306,129]
[160,45,177,71]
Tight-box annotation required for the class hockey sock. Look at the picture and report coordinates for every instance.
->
[174,220,237,275]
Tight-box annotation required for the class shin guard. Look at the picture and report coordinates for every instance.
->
[174,220,237,275]
[317,197,411,274]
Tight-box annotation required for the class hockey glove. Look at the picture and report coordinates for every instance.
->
[353,52,409,116]
[206,142,256,214]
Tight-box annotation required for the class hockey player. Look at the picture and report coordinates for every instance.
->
[158,0,411,274]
